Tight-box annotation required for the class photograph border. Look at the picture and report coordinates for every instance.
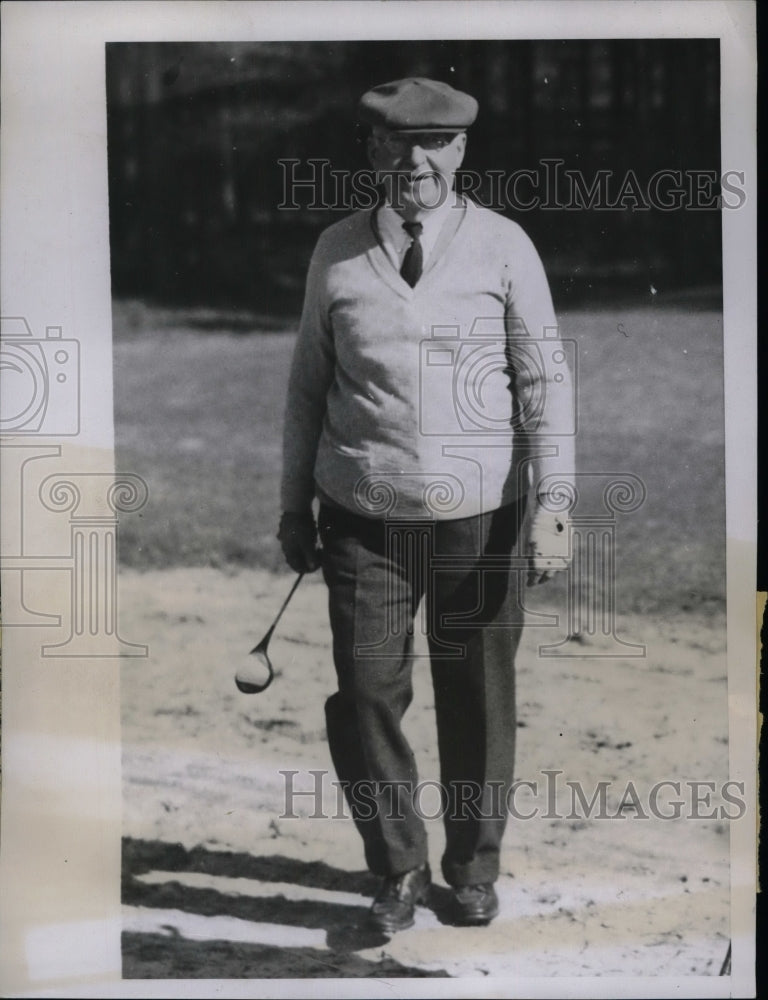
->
[0,2,756,997]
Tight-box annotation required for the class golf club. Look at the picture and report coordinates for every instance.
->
[235,573,304,694]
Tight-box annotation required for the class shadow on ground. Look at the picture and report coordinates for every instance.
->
[122,838,449,979]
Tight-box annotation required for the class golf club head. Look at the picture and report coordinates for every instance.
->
[235,573,303,695]
[234,646,274,694]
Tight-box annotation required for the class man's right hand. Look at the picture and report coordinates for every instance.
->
[277,511,322,573]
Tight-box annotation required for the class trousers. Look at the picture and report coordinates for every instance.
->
[318,498,526,887]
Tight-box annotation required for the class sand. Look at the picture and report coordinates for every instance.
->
[120,567,731,981]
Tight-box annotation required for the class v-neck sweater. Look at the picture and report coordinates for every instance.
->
[281,198,575,520]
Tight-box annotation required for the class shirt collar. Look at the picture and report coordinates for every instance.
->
[377,192,458,252]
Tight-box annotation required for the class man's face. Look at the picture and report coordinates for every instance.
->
[367,128,467,218]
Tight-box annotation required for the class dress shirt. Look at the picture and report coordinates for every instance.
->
[375,194,457,272]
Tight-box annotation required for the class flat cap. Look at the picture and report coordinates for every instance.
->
[359,77,478,132]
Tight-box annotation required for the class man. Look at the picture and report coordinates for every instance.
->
[279,78,574,932]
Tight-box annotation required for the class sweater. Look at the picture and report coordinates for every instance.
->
[281,197,575,520]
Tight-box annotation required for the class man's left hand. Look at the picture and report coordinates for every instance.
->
[526,509,571,586]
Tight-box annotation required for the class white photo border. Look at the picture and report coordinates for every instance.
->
[0,2,756,997]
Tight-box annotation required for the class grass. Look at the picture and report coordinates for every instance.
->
[112,297,725,616]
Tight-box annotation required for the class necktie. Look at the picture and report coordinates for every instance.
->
[400,221,424,287]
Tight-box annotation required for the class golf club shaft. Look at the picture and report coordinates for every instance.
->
[263,572,304,641]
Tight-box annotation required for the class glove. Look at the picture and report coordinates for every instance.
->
[277,510,322,573]
[526,507,571,587]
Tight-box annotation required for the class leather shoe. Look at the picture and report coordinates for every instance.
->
[451,883,499,925]
[369,863,431,933]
